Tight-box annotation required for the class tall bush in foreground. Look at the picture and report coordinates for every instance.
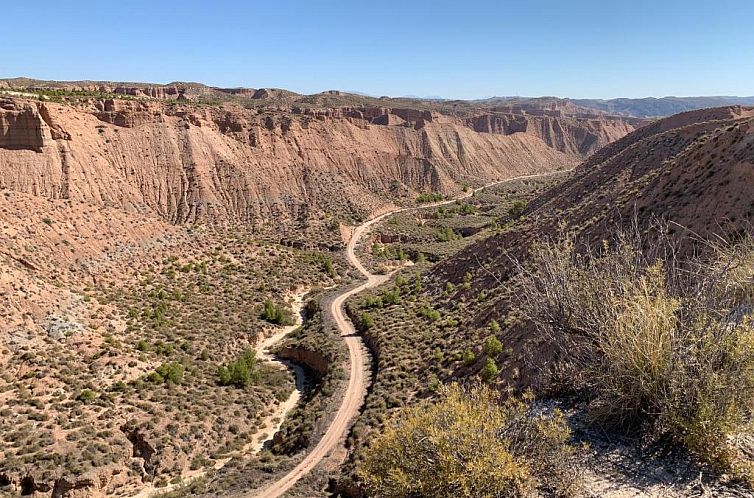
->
[358,384,579,498]
[516,232,754,481]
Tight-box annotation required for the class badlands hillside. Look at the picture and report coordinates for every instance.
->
[0,79,638,497]
[344,105,754,497]
[0,79,640,225]
[2,76,753,498]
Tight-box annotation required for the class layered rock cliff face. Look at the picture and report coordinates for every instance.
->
[0,101,46,151]
[0,96,619,226]
[464,112,635,156]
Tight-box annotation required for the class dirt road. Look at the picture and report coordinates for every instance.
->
[248,170,568,498]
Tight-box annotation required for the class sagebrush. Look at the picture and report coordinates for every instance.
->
[516,231,754,481]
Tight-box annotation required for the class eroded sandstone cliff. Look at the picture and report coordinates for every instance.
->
[0,94,636,226]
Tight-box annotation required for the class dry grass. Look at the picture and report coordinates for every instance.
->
[516,230,754,482]
[358,384,579,498]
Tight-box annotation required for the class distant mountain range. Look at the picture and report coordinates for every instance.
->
[413,94,754,118]
[2,77,751,120]
[571,96,754,118]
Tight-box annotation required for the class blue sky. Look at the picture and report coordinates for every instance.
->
[3,0,752,99]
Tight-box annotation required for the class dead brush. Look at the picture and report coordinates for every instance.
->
[514,225,754,483]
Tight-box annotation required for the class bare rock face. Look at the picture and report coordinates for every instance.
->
[113,85,181,99]
[0,96,604,226]
[0,99,71,152]
[0,100,46,151]
[464,112,637,156]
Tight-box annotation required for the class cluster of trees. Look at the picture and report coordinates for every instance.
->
[148,361,184,384]
[260,300,295,325]
[416,192,444,203]
[217,349,259,388]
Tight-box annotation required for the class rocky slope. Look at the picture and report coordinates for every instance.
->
[339,105,754,496]
[437,105,754,284]
[0,96,587,226]
[410,105,754,396]
[0,79,642,228]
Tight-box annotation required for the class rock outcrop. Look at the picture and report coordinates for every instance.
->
[0,100,46,151]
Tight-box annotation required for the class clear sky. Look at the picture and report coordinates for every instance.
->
[3,0,752,99]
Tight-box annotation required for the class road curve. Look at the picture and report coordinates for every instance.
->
[248,170,567,498]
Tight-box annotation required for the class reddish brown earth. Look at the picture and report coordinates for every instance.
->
[0,79,642,497]
[0,80,642,226]
[432,105,754,386]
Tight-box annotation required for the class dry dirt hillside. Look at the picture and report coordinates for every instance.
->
[438,105,754,285]
[427,104,754,387]
[342,105,754,496]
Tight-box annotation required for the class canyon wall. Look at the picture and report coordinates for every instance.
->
[0,97,635,226]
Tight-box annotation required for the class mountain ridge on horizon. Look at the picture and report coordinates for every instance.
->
[2,76,752,118]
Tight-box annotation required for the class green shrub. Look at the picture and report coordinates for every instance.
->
[462,349,477,366]
[381,288,401,306]
[322,258,337,277]
[358,384,579,497]
[436,227,459,242]
[76,389,96,403]
[152,362,184,384]
[509,199,528,219]
[459,203,478,215]
[260,300,294,325]
[480,357,499,381]
[482,335,503,356]
[419,306,441,322]
[217,350,258,388]
[365,295,384,308]
[360,312,374,330]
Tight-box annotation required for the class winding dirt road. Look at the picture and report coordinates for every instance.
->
[248,170,567,498]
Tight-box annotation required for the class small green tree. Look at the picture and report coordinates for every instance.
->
[259,300,294,325]
[462,349,477,366]
[360,312,374,330]
[482,335,503,356]
[218,349,258,388]
[148,362,184,384]
[509,199,528,219]
[480,357,499,381]
[322,258,337,278]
